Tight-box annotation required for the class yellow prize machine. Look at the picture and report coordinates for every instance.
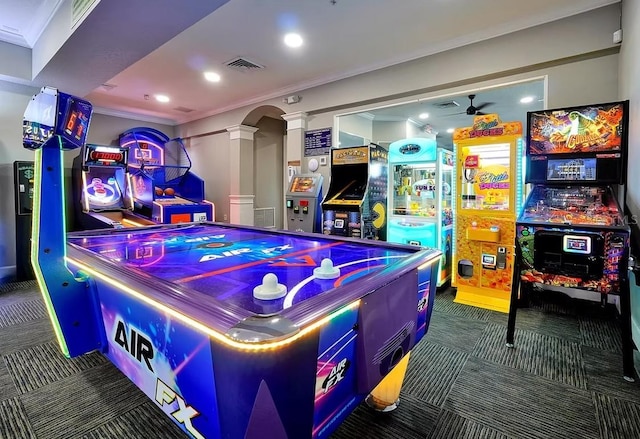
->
[452,114,524,313]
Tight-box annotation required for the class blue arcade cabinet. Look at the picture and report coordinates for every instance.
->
[119,127,214,224]
[387,138,453,287]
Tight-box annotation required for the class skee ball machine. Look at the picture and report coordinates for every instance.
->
[119,127,214,224]
[387,137,454,286]
[321,144,388,240]
[452,114,525,313]
[507,101,635,381]
[72,143,155,229]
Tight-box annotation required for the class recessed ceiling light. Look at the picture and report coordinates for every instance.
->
[284,33,303,48]
[520,96,534,104]
[204,71,221,82]
[446,128,455,133]
[155,94,170,103]
[419,112,429,119]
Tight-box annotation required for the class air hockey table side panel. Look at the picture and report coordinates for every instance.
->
[96,280,222,439]
[86,246,438,439]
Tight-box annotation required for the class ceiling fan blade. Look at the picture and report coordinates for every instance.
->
[474,102,494,111]
[475,111,487,116]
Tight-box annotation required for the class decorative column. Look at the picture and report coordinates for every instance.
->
[226,124,258,225]
[282,112,308,230]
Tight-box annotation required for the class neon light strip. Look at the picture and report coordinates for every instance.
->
[126,173,135,210]
[203,200,215,220]
[153,201,164,223]
[121,218,144,227]
[31,146,70,357]
[67,257,359,352]
[81,171,90,212]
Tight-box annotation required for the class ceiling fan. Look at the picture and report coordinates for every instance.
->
[462,94,494,116]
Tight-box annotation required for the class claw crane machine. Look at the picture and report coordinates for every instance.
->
[452,114,525,312]
[387,137,454,286]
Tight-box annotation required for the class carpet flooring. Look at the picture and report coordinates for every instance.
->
[1,280,639,439]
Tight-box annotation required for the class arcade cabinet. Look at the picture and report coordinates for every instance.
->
[285,173,323,233]
[387,138,454,287]
[72,144,155,229]
[452,114,525,313]
[508,101,634,381]
[321,144,387,240]
[13,161,35,280]
[119,127,214,224]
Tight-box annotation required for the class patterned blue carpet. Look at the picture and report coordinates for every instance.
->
[1,280,639,439]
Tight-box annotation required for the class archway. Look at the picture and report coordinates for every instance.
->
[241,105,287,229]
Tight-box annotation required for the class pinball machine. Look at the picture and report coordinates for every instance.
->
[507,101,635,381]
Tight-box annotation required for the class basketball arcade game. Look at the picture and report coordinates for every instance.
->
[387,138,454,286]
[72,143,155,229]
[452,114,525,313]
[322,144,388,240]
[119,127,214,224]
[26,88,443,438]
[507,101,634,381]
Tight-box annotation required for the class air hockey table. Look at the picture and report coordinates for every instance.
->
[62,222,441,439]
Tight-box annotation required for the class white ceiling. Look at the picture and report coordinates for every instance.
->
[0,0,619,128]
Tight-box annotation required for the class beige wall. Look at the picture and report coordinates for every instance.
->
[254,116,286,228]
[620,0,640,216]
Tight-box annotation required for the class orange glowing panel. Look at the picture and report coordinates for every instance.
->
[171,213,192,224]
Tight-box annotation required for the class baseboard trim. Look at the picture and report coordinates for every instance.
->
[0,265,17,285]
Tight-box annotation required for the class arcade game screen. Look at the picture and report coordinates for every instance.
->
[83,167,126,211]
[518,185,623,226]
[528,102,625,154]
[327,179,367,204]
[290,176,318,193]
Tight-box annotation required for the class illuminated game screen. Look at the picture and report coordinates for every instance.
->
[547,158,596,181]
[328,180,367,205]
[62,98,91,147]
[528,102,626,155]
[290,176,318,193]
[84,168,126,211]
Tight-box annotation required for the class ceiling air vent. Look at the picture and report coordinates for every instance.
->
[225,57,265,72]
[432,100,460,109]
[174,106,194,113]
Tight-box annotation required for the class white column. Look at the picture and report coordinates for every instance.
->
[282,112,308,230]
[226,124,259,225]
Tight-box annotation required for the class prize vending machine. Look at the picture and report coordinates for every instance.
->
[285,173,323,233]
[387,138,454,286]
[321,144,388,240]
[452,114,525,313]
[509,101,634,380]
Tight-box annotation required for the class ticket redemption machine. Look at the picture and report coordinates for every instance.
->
[387,138,454,286]
[285,173,323,233]
[119,127,214,224]
[73,144,155,229]
[452,114,525,313]
[508,101,635,381]
[322,144,388,240]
